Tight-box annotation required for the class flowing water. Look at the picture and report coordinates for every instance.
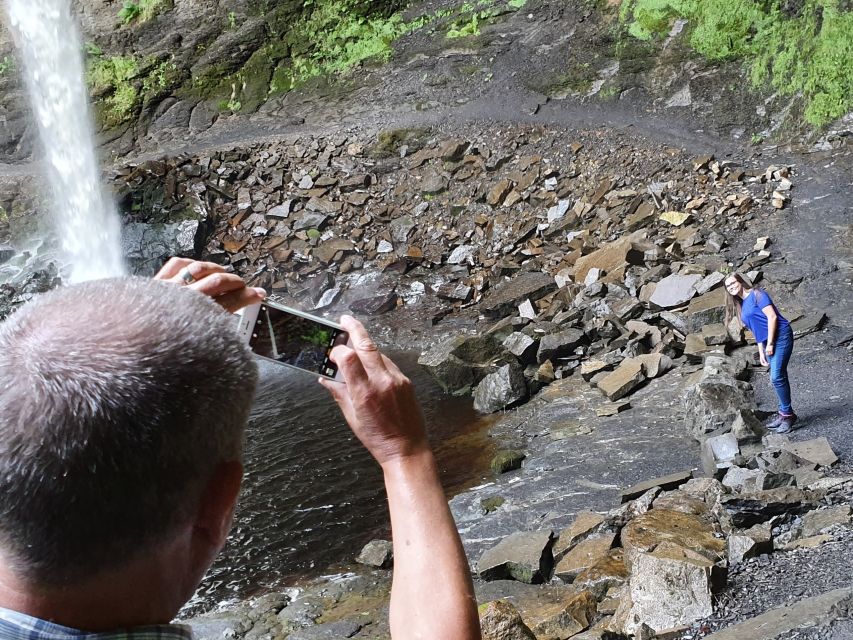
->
[5,0,124,282]
[182,352,496,615]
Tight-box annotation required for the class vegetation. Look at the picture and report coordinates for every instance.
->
[87,51,179,126]
[118,0,173,25]
[0,56,14,77]
[619,0,853,126]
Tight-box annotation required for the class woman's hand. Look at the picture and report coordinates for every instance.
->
[765,343,775,356]
[759,352,770,367]
[154,257,265,312]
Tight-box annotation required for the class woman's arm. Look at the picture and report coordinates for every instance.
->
[762,303,778,356]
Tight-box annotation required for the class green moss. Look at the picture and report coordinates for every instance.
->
[118,0,173,24]
[480,495,505,513]
[618,0,853,126]
[0,56,14,77]
[490,450,526,474]
[369,127,431,158]
[87,55,140,125]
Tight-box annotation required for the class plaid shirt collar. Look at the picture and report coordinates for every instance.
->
[0,608,192,640]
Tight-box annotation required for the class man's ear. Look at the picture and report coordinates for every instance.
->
[193,460,243,550]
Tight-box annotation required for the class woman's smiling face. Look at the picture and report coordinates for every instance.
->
[725,276,743,296]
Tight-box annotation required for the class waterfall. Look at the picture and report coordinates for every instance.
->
[5,0,125,283]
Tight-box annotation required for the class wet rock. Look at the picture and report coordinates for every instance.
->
[554,533,616,582]
[478,600,536,640]
[356,540,393,569]
[418,335,499,394]
[683,368,753,440]
[597,359,645,401]
[536,328,586,364]
[478,530,555,584]
[474,363,528,413]
[491,450,526,474]
[437,282,474,302]
[123,220,201,274]
[525,590,597,639]
[649,274,702,309]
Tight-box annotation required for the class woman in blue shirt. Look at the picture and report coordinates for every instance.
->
[725,273,796,433]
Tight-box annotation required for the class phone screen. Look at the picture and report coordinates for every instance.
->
[249,305,349,378]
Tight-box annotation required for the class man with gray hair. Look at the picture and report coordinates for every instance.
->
[0,261,480,639]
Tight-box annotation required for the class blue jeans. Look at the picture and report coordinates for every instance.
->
[767,324,794,414]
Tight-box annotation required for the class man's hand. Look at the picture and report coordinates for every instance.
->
[318,315,429,466]
[319,315,481,640]
[154,258,265,313]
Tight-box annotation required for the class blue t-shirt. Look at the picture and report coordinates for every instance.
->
[741,289,789,344]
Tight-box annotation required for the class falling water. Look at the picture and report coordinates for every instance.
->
[5,0,125,282]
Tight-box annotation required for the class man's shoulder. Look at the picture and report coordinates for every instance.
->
[0,609,193,640]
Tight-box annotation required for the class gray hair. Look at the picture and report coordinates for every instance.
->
[0,277,258,585]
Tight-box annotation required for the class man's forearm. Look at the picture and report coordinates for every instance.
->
[382,450,481,640]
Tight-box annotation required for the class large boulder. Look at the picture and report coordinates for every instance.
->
[620,509,726,568]
[478,530,554,584]
[682,359,755,440]
[617,548,715,636]
[686,288,728,333]
[554,534,616,582]
[122,220,203,275]
[525,591,598,639]
[573,237,646,283]
[481,272,557,319]
[536,328,586,364]
[418,334,502,394]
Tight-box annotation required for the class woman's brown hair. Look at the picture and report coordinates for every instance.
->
[724,272,757,329]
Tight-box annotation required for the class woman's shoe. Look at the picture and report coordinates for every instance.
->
[771,413,798,434]
[764,413,786,429]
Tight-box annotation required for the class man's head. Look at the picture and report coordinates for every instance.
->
[0,277,257,607]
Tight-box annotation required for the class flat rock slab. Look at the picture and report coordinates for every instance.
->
[704,587,853,640]
[481,272,557,319]
[650,274,702,309]
[554,533,616,581]
[621,470,693,503]
[782,437,838,467]
[478,529,554,584]
[597,359,645,401]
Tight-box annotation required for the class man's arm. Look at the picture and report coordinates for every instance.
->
[319,316,481,640]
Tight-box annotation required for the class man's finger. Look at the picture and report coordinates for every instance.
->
[164,260,228,285]
[154,257,193,280]
[329,344,371,391]
[318,377,356,421]
[214,287,266,313]
[340,315,386,374]
[188,272,245,298]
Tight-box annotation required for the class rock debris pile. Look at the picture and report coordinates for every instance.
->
[472,354,852,639]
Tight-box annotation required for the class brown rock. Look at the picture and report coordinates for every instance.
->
[621,509,726,568]
[596,360,645,401]
[573,237,645,283]
[479,600,537,640]
[526,590,598,639]
[573,549,629,598]
[554,534,616,582]
[553,511,607,559]
[488,179,515,207]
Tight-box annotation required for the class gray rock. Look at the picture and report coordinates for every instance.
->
[783,437,839,467]
[447,244,476,265]
[801,505,852,537]
[474,363,528,413]
[293,212,328,231]
[356,539,393,568]
[267,201,294,218]
[621,470,693,503]
[288,619,363,640]
[727,523,772,565]
[649,273,702,309]
[502,332,538,364]
[478,530,554,584]
[721,467,761,492]
[619,550,714,636]
[481,272,557,319]
[536,328,585,364]
[348,292,398,315]
[730,409,766,444]
[597,359,645,401]
[122,220,201,275]
[683,370,754,440]
[420,172,448,195]
[701,433,740,478]
[703,587,853,639]
[692,271,725,296]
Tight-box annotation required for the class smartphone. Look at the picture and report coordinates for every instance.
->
[236,301,350,380]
